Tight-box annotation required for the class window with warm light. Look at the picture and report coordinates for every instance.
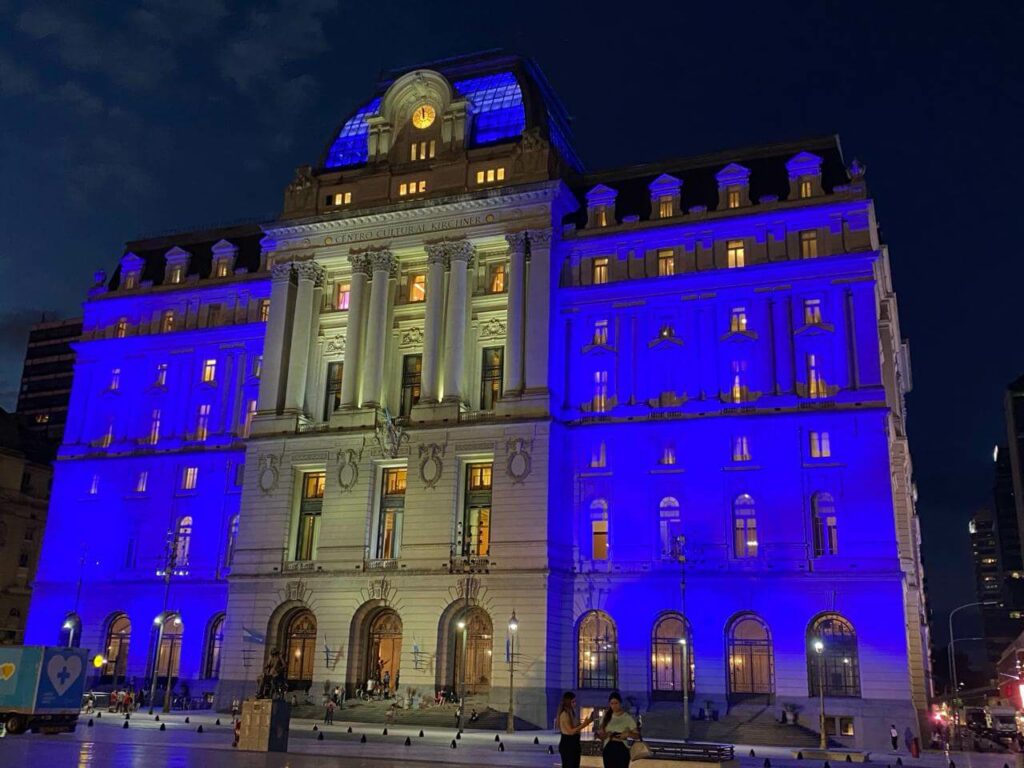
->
[258,299,270,322]
[115,318,128,338]
[730,360,749,403]
[660,444,676,465]
[377,467,406,559]
[181,466,199,491]
[328,191,353,206]
[335,283,350,310]
[590,500,609,561]
[160,310,175,333]
[407,274,426,303]
[727,187,741,209]
[201,358,217,383]
[462,463,493,557]
[578,610,617,688]
[804,299,822,325]
[122,273,137,289]
[410,140,436,161]
[658,195,674,218]
[800,230,819,258]
[732,435,751,462]
[800,179,813,199]
[475,167,506,184]
[594,205,609,227]
[592,257,609,285]
[168,265,183,284]
[807,353,826,398]
[148,409,161,445]
[488,263,506,293]
[593,370,609,412]
[657,249,675,276]
[214,261,230,278]
[242,399,257,438]
[100,421,113,448]
[593,319,608,346]
[195,404,210,442]
[135,471,148,494]
[730,307,748,333]
[733,494,758,558]
[480,347,503,411]
[295,471,325,561]
[590,441,607,468]
[809,431,831,458]
[398,180,427,196]
[727,240,745,269]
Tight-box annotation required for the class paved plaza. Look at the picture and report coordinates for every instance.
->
[0,712,1018,768]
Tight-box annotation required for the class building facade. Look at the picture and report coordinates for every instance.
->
[26,53,927,747]
[16,316,82,444]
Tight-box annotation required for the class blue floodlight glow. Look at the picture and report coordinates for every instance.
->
[453,72,526,145]
[325,97,382,168]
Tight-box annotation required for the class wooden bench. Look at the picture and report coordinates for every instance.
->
[570,739,738,768]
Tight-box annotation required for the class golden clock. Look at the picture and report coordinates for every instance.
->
[411,104,436,129]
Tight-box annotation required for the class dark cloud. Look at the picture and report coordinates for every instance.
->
[0,50,41,95]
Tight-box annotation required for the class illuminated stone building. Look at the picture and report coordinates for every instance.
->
[26,52,927,747]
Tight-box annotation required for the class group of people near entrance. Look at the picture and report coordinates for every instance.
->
[558,690,640,768]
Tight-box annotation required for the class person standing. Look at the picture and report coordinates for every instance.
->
[597,691,639,768]
[890,724,899,750]
[324,698,335,725]
[557,691,595,768]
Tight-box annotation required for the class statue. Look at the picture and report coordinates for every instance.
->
[256,648,287,700]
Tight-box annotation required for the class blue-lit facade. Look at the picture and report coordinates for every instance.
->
[26,53,927,749]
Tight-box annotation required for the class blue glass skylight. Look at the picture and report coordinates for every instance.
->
[453,72,526,146]
[325,97,381,168]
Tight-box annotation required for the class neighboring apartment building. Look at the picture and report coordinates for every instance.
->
[16,316,82,444]
[26,52,927,748]
[0,408,53,644]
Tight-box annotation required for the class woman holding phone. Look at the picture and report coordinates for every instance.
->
[557,691,595,768]
[596,691,639,767]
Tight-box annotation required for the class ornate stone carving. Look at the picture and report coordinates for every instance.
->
[348,252,372,277]
[366,576,394,603]
[293,260,325,284]
[424,241,449,267]
[336,445,362,492]
[271,262,293,282]
[369,249,396,274]
[257,453,280,494]
[400,327,424,347]
[478,317,506,340]
[284,165,316,213]
[418,443,446,489]
[374,408,408,459]
[514,127,549,174]
[505,437,533,484]
[528,228,552,249]
[326,336,346,354]
[505,231,528,255]
[445,240,475,267]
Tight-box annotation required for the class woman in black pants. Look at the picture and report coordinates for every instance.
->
[597,691,639,768]
[556,691,595,768]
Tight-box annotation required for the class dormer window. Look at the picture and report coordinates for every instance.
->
[716,164,751,210]
[410,140,436,162]
[122,273,137,289]
[119,252,143,291]
[168,266,183,284]
[398,180,427,197]
[658,196,673,218]
[786,152,824,200]
[727,187,741,209]
[800,180,813,198]
[211,240,237,279]
[595,206,608,227]
[214,262,229,278]
[585,184,618,229]
[648,174,682,220]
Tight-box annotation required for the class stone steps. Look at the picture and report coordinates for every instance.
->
[640,705,823,748]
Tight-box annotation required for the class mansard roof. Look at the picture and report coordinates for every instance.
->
[321,50,581,172]
[562,135,849,228]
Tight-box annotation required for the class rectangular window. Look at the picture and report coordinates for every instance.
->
[168,266,183,284]
[462,463,493,557]
[659,501,682,560]
[807,353,826,399]
[593,319,608,346]
[324,361,344,420]
[594,205,608,227]
[295,471,325,561]
[480,347,503,411]
[109,368,121,391]
[592,516,609,561]
[135,471,148,494]
[590,441,607,468]
[89,474,100,495]
[161,310,175,333]
[148,409,161,445]
[399,354,422,418]
[181,466,199,491]
[331,191,352,206]
[258,299,270,322]
[810,431,832,458]
[123,273,137,289]
[476,167,506,184]
[734,512,757,557]
[155,363,168,387]
[398,180,427,196]
[488,263,506,293]
[730,360,748,403]
[242,399,257,438]
[377,468,406,559]
[410,141,436,161]
[252,355,263,378]
[593,370,609,412]
[100,421,113,448]
[660,444,676,465]
[195,404,210,442]
[800,230,819,258]
[800,179,813,198]
[657,249,675,276]
[407,274,426,303]
[214,261,229,278]
[732,436,751,462]
[201,358,217,383]
[727,187,741,209]
[730,307,748,333]
[658,195,673,218]
[727,240,745,269]
[207,303,223,326]
[592,257,609,285]
[804,299,822,325]
[116,318,128,338]
[335,283,350,311]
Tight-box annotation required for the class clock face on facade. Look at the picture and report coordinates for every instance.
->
[411,104,436,129]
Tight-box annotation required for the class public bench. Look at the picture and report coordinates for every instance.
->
[573,739,738,768]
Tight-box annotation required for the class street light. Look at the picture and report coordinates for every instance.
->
[947,600,998,746]
[813,639,826,749]
[679,637,690,740]
[507,611,518,734]
[163,615,182,713]
[457,618,467,731]
[148,529,177,714]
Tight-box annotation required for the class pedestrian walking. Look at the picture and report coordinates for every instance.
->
[596,691,639,768]
[231,697,240,719]
[890,724,899,751]
[324,699,335,725]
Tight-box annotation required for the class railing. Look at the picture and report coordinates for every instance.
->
[365,558,398,571]
[582,740,734,762]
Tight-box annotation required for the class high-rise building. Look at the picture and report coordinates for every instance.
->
[26,52,927,748]
[16,316,82,444]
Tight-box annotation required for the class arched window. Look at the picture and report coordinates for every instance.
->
[101,614,131,681]
[174,516,193,568]
[812,493,838,556]
[204,614,225,679]
[452,608,492,695]
[225,514,240,569]
[659,497,682,560]
[727,614,774,700]
[807,614,861,697]
[284,610,317,690]
[578,610,617,689]
[651,613,694,699]
[733,495,758,558]
[590,500,609,561]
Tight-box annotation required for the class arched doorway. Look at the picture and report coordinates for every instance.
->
[101,613,131,683]
[727,614,774,703]
[651,613,694,700]
[448,607,493,696]
[152,613,183,687]
[365,609,402,694]
[282,610,316,692]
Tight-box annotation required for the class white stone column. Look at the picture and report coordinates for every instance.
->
[442,241,474,404]
[339,255,371,409]
[256,262,294,414]
[523,229,552,393]
[503,232,527,395]
[283,261,324,413]
[361,250,397,408]
[304,274,325,418]
[420,243,448,403]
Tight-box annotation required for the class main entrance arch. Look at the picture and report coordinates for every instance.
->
[439,606,493,696]
[346,601,403,698]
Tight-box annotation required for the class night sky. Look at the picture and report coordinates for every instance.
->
[1,1,1020,643]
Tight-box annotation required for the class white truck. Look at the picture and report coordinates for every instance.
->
[984,705,1019,736]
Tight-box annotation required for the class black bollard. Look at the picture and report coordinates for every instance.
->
[846,757,852,763]
[451,739,457,749]
[123,720,129,729]
[347,726,353,733]
[824,762,831,768]
[313,725,318,731]
[765,760,772,768]
[548,745,555,754]
[96,712,102,718]
[534,736,540,745]
[419,730,425,737]
[87,718,94,727]
[750,749,756,757]
[495,734,501,742]
[797,752,804,760]
[405,737,411,746]
[457,731,462,740]
[896,760,903,767]
[950,763,956,768]
[159,723,166,731]
[125,713,130,720]
[184,716,190,724]
[197,725,203,734]
[154,715,159,721]
[383,727,388,736]
[317,731,324,741]
[499,742,505,752]
[216,718,221,726]
[360,734,367,743]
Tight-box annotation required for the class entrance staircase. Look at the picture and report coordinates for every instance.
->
[291,694,539,731]
[641,703,824,748]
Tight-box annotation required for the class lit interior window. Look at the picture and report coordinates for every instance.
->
[732,436,751,462]
[727,240,745,269]
[727,187,741,209]
[730,307,748,333]
[259,299,270,322]
[488,263,506,293]
[800,230,819,258]
[201,358,217,383]
[804,299,822,325]
[398,180,427,197]
[658,196,673,218]
[810,431,832,458]
[800,179,813,198]
[336,283,350,310]
[408,274,426,303]
[657,250,675,276]
[181,466,199,491]
[593,319,608,345]
[592,257,609,285]
[590,441,607,468]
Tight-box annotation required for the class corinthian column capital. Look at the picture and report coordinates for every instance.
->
[271,262,294,282]
[527,228,552,249]
[293,260,325,286]
[505,231,529,255]
[347,253,373,277]
[368,249,397,275]
[445,239,475,268]
[424,242,449,268]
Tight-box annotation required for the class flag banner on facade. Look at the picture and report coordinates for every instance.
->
[242,626,265,645]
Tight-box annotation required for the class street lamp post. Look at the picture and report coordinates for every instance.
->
[163,617,181,713]
[813,639,826,749]
[679,637,690,740]
[507,611,518,734]
[457,618,467,731]
[148,530,176,714]
[947,599,998,747]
